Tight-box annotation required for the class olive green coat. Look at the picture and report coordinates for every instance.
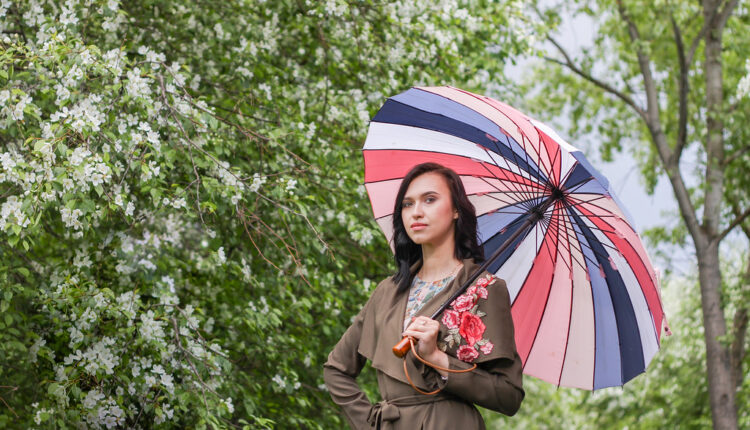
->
[323,258,524,429]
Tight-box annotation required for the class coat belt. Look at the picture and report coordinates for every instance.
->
[366,395,453,429]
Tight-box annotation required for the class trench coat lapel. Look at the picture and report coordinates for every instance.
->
[359,258,487,390]
[413,258,481,321]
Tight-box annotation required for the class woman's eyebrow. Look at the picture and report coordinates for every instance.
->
[403,191,439,200]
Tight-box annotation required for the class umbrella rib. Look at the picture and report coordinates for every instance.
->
[559,209,592,274]
[561,202,631,257]
[557,160,580,189]
[511,138,547,203]
[566,196,633,227]
[544,206,580,275]
[567,201,662,308]
[546,139,562,188]
[493,121,539,200]
[562,177,596,195]
[561,205,627,273]
[565,194,612,210]
[560,211,596,388]
[520,131,551,202]
[468,91,548,202]
[473,173,535,206]
[523,207,559,374]
[558,206,608,270]
[539,204,562,265]
[480,142,540,204]
[546,205,577,387]
[544,210,622,229]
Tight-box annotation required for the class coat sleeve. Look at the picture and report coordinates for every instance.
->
[410,275,525,415]
[420,353,524,416]
[322,286,378,429]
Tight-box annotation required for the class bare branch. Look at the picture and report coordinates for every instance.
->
[615,1,662,128]
[722,145,750,168]
[718,205,750,243]
[686,0,738,66]
[717,0,740,30]
[670,12,689,161]
[730,202,750,243]
[542,37,647,121]
[687,18,709,67]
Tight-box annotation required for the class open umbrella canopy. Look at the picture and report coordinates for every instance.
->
[363,86,666,390]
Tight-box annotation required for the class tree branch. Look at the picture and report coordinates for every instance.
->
[732,202,750,239]
[717,0,740,30]
[613,0,706,239]
[686,0,739,66]
[543,37,647,121]
[670,12,690,162]
[687,17,709,67]
[615,1,662,131]
[717,205,750,243]
[722,145,750,168]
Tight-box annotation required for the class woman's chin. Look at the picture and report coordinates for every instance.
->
[407,234,428,245]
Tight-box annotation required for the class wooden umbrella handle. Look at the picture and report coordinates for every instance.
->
[392,336,412,358]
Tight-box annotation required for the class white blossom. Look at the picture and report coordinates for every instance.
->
[126,67,150,99]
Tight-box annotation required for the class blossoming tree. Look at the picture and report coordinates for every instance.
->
[0,0,532,427]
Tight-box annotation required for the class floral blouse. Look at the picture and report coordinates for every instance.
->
[403,274,456,331]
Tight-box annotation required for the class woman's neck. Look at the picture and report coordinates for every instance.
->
[419,240,462,281]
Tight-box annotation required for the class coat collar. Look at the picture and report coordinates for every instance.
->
[358,258,486,389]
[408,258,483,322]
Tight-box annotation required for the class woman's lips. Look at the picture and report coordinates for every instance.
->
[410,223,427,231]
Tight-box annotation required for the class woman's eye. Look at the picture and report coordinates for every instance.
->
[402,201,413,208]
[425,197,436,203]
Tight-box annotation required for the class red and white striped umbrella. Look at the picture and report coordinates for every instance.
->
[363,86,667,389]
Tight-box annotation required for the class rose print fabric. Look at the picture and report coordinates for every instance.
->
[439,274,497,362]
[403,274,455,331]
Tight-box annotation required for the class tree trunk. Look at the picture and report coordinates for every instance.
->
[696,238,738,430]
[700,1,738,427]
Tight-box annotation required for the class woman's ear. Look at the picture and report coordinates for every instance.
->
[453,211,459,219]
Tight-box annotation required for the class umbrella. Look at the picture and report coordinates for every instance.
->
[363,85,667,390]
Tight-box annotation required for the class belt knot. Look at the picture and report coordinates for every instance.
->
[367,400,400,429]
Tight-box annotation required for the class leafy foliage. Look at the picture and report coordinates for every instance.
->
[0,0,534,428]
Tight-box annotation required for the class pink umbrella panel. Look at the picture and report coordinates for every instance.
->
[363,86,665,390]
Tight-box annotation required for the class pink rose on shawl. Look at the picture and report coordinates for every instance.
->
[466,283,488,299]
[459,312,486,346]
[457,344,480,362]
[441,310,460,329]
[480,341,494,355]
[451,294,475,313]
[475,277,490,288]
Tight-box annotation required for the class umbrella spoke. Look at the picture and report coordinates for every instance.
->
[481,141,544,203]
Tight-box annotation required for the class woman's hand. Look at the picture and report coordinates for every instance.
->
[403,316,449,376]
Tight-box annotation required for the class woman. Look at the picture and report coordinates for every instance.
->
[323,163,524,429]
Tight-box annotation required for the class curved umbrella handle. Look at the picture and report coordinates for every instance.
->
[392,336,412,358]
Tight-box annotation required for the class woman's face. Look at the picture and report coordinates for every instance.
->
[400,172,458,247]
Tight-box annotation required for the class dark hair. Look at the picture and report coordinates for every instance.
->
[391,162,484,293]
